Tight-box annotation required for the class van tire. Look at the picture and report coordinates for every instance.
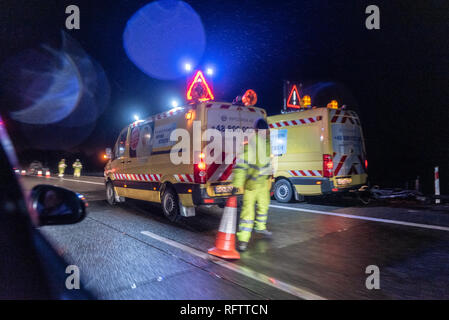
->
[274,179,293,203]
[162,187,181,222]
[106,181,117,206]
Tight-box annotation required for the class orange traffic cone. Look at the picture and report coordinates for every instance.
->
[208,196,240,259]
[37,170,42,177]
[45,171,51,178]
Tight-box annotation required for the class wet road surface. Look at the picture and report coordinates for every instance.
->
[21,175,449,299]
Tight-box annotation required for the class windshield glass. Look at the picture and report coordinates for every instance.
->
[1,0,446,303]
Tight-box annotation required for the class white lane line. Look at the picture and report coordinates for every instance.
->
[269,204,449,232]
[46,176,104,186]
[140,230,325,300]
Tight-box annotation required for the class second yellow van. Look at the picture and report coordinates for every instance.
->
[268,107,368,202]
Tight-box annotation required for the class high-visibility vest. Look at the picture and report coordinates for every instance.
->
[73,162,82,169]
[232,133,271,191]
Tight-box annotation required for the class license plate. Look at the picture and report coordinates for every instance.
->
[215,185,233,194]
[336,177,352,185]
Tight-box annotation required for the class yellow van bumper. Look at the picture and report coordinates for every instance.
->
[289,174,368,196]
[190,184,243,207]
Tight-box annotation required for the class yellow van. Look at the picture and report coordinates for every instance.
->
[104,102,267,221]
[268,107,368,202]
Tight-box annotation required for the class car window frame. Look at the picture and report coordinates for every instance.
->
[112,127,128,160]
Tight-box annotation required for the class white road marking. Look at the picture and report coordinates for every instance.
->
[46,176,104,186]
[140,230,325,300]
[30,174,449,233]
[269,204,449,232]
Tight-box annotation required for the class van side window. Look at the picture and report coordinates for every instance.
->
[270,129,288,156]
[130,123,155,158]
[114,129,128,159]
[139,123,155,157]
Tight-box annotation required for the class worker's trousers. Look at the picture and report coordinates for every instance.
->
[74,169,81,178]
[236,178,271,243]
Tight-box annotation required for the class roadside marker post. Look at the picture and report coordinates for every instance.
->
[435,166,440,204]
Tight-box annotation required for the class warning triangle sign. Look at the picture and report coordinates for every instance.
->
[187,71,214,102]
[287,85,301,108]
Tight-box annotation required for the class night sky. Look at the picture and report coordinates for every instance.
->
[1,0,448,193]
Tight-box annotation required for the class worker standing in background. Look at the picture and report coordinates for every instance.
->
[72,159,83,178]
[58,159,67,177]
[232,118,273,252]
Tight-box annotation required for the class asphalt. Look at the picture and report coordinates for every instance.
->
[20,174,449,300]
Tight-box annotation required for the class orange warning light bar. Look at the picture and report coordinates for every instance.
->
[302,95,311,107]
[327,100,338,109]
[242,89,257,106]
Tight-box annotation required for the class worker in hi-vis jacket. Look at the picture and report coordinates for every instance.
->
[232,118,273,252]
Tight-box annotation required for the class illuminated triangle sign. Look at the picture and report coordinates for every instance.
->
[186,70,214,102]
[287,85,301,109]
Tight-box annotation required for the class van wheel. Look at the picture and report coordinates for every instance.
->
[274,179,293,203]
[106,181,117,206]
[162,188,181,222]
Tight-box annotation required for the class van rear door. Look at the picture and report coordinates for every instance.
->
[330,109,367,187]
[205,103,265,185]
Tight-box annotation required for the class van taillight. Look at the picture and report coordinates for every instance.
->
[323,154,334,178]
[365,159,368,169]
[194,161,207,184]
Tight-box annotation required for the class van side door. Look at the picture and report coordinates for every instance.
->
[123,122,159,201]
[111,127,129,196]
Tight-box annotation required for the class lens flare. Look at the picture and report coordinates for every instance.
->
[123,0,206,80]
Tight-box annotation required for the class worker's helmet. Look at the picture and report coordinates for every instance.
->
[62,159,65,161]
[76,159,80,162]
[254,118,269,130]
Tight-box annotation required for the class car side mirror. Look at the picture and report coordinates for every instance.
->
[105,148,112,159]
[30,185,87,226]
